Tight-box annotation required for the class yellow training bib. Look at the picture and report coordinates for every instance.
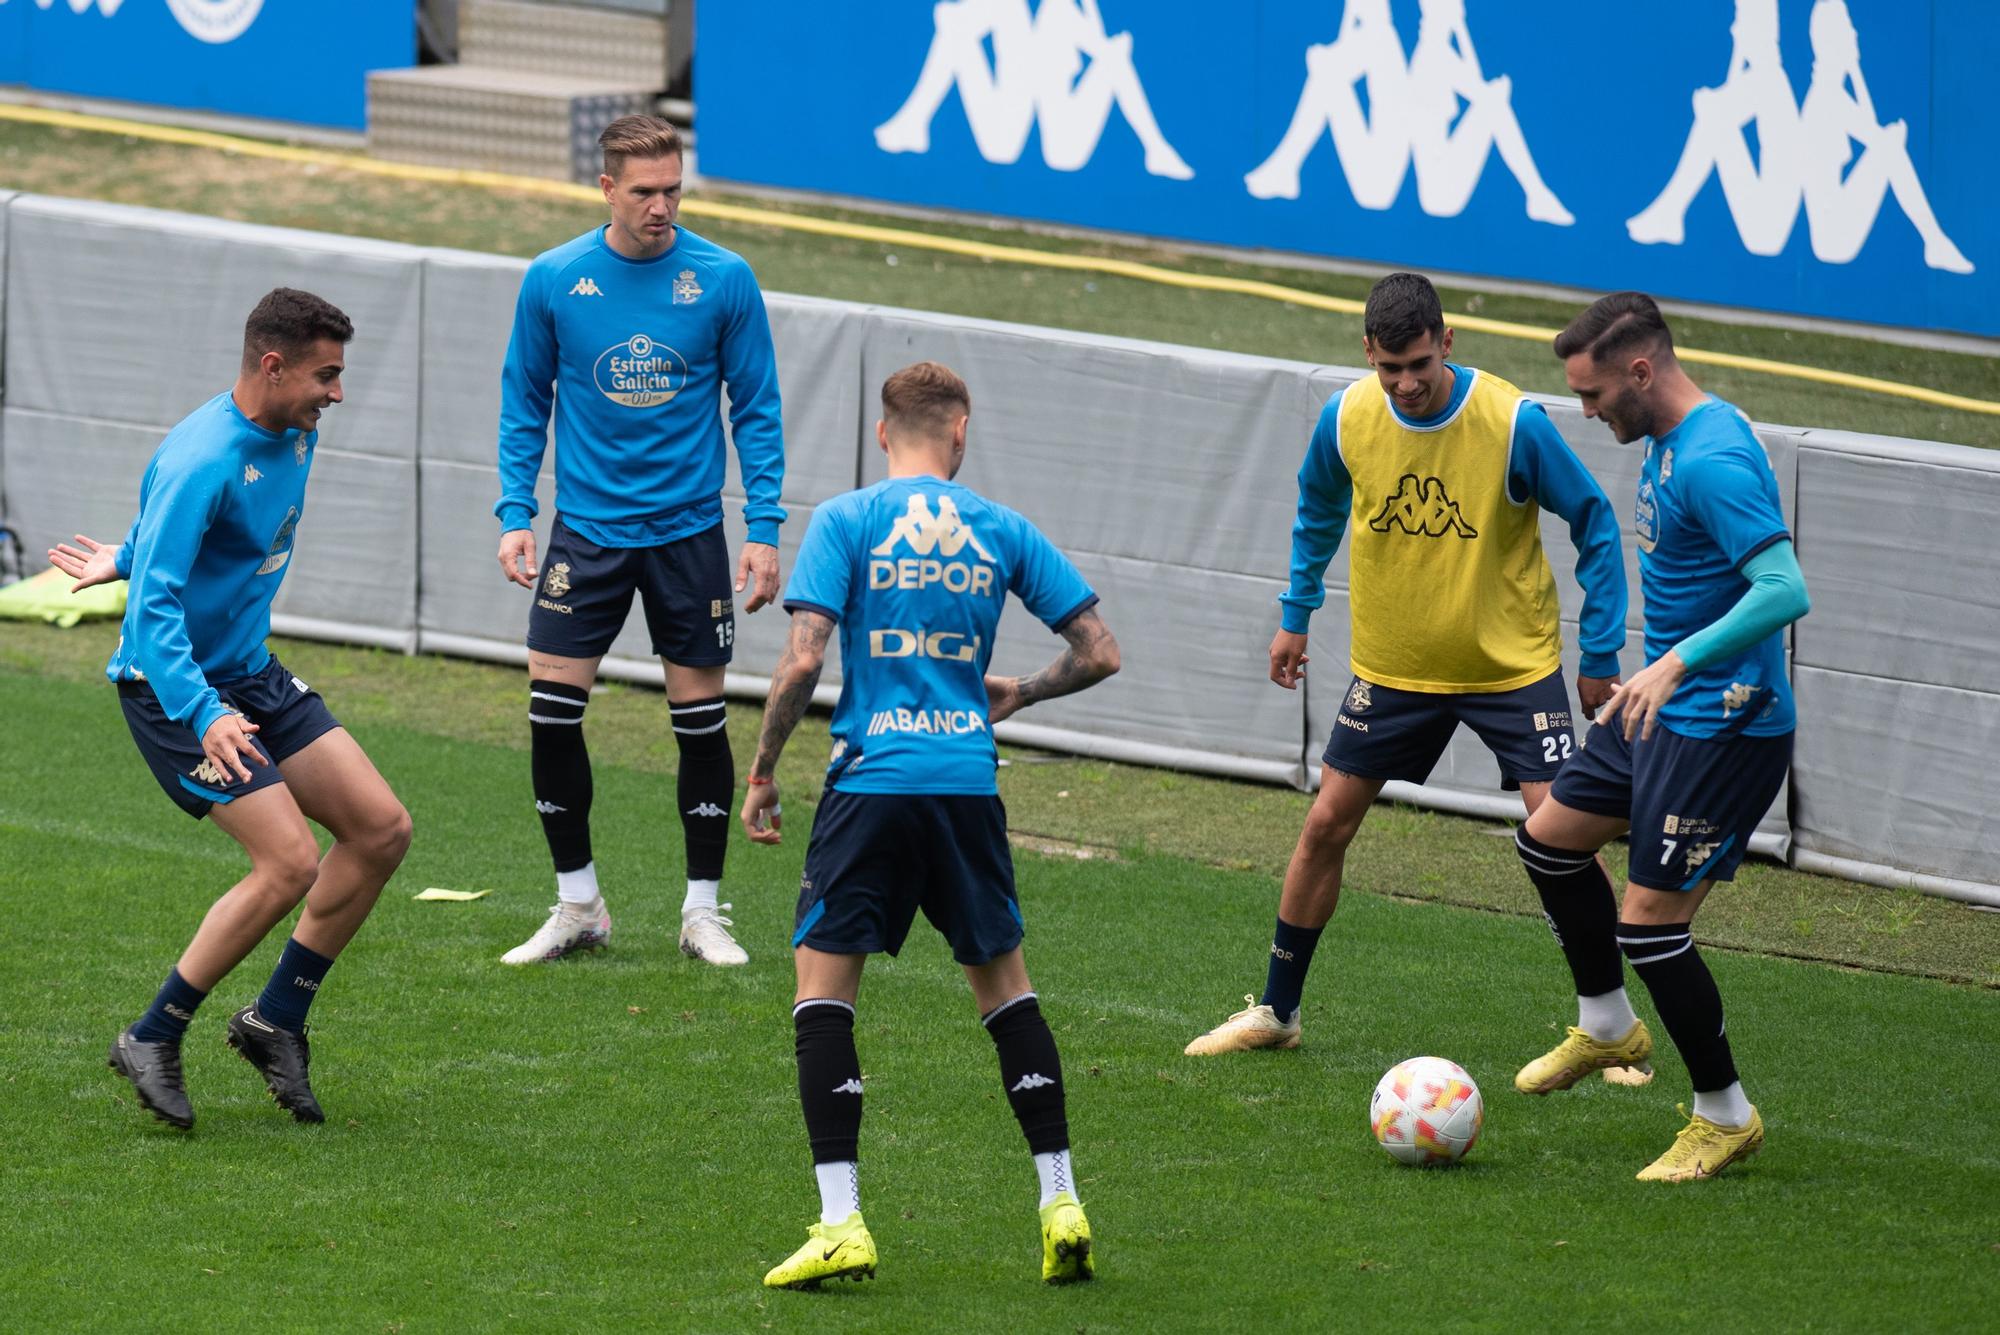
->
[1339,369,1561,693]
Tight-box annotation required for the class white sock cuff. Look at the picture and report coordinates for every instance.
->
[794,998,856,1019]
[556,862,601,905]
[683,878,720,913]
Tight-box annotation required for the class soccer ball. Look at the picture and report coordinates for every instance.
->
[1369,1057,1484,1165]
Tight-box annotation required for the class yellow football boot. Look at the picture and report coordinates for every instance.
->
[1636,1104,1765,1182]
[1039,1192,1095,1285]
[762,1212,878,1290]
[1514,1020,1653,1094]
[1184,995,1301,1056]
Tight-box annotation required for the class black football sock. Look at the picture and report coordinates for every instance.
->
[670,695,732,884]
[529,680,593,875]
[795,999,864,1165]
[984,992,1069,1156]
[1517,828,1627,1005]
[1620,922,1741,1094]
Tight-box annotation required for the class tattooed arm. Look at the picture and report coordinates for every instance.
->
[741,610,835,844]
[986,609,1120,725]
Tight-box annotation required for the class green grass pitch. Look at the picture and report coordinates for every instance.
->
[1,630,1994,1332]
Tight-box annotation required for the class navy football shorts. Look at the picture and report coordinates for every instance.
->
[1553,720,1792,892]
[119,654,342,819]
[526,515,736,665]
[794,790,1023,966]
[1322,669,1578,790]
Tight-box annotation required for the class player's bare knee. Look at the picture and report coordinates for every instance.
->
[367,802,414,869]
[1301,802,1363,856]
[259,838,322,903]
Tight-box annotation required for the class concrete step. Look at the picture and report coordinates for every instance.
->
[459,0,671,89]
[367,64,657,183]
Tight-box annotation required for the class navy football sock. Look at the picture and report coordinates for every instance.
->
[256,937,335,1033]
[1258,917,1324,1024]
[131,968,208,1045]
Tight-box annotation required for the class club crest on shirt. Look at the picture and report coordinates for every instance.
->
[296,436,309,466]
[544,562,572,598]
[673,269,703,305]
[256,507,299,576]
[1660,448,1674,483]
[1346,679,1373,714]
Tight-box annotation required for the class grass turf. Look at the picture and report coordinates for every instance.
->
[1,120,1996,448]
[2,631,1996,1331]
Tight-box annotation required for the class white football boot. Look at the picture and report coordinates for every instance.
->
[679,903,749,966]
[500,899,611,965]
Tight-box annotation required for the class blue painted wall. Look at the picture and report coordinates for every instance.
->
[6,1,413,131]
[699,0,1993,336]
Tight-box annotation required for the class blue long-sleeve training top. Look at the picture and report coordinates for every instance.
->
[106,392,315,740]
[1279,382,1628,680]
[495,223,787,547]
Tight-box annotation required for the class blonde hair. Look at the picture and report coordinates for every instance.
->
[881,361,971,437]
[598,114,684,178]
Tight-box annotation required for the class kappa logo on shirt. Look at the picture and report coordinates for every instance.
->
[1368,474,1477,539]
[243,464,262,485]
[569,277,604,297]
[189,758,228,786]
[871,494,995,561]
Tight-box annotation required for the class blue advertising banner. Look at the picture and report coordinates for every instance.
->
[699,0,1994,337]
[5,0,413,131]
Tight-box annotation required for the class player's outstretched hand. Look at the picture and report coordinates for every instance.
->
[737,542,780,613]
[1269,629,1310,689]
[985,675,1024,724]
[1598,652,1686,743]
[1576,673,1620,721]
[498,529,538,589]
[48,534,121,592]
[741,777,783,845]
[202,712,266,785]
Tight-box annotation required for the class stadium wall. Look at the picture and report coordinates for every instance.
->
[698,0,1998,339]
[0,196,1992,905]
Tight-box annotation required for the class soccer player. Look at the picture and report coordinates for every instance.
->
[1513,292,1807,1181]
[494,114,785,968]
[1186,272,1628,1055]
[740,362,1119,1289]
[48,289,412,1131]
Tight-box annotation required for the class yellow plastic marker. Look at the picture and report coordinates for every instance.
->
[413,887,489,902]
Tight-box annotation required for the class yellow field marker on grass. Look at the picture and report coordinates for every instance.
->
[2,101,1992,417]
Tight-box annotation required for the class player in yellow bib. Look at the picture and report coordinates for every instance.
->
[1188,272,1629,1055]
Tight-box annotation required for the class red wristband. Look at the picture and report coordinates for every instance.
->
[746,774,773,786]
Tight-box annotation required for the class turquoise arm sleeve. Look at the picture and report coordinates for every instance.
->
[1672,540,1810,672]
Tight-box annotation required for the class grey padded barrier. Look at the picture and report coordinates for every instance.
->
[4,197,423,456]
[4,195,1993,904]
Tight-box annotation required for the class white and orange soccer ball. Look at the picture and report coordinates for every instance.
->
[1369,1057,1484,1165]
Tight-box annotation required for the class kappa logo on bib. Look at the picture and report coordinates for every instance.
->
[593,334,688,407]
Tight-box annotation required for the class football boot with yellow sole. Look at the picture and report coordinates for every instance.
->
[1040,1193,1095,1285]
[1514,1020,1653,1094]
[1636,1105,1765,1182]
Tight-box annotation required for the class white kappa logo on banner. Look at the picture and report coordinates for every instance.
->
[1629,0,1971,272]
[1248,0,1572,225]
[876,0,1194,179]
[165,0,264,43]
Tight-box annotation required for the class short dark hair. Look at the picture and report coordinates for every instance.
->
[599,114,684,178]
[1553,291,1675,364]
[881,361,970,436]
[242,288,353,370]
[1363,272,1445,352]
